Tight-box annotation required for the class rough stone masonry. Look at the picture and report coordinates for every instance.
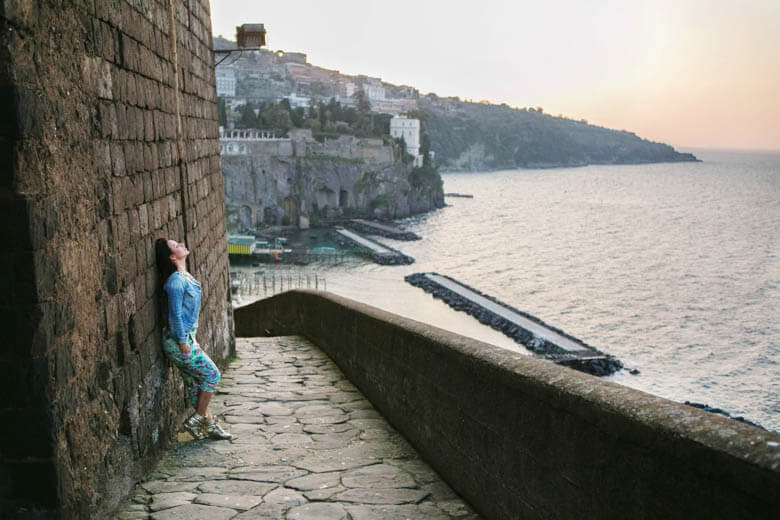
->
[0,1,233,517]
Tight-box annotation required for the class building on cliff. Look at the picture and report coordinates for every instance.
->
[216,67,237,97]
[214,47,420,116]
[391,115,423,167]
[220,127,443,231]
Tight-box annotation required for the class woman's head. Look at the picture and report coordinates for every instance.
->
[155,238,189,285]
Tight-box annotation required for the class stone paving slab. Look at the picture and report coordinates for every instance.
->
[116,336,480,519]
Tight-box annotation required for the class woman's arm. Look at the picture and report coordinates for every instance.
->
[164,275,190,353]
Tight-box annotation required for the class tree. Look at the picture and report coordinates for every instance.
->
[236,102,258,128]
[260,102,292,134]
[291,107,305,127]
[217,97,227,127]
[352,88,371,113]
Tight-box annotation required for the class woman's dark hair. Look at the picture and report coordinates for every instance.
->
[155,238,175,289]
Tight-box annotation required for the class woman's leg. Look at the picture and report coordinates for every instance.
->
[196,390,212,416]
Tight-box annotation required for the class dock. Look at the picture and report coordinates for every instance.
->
[332,227,414,265]
[405,272,622,376]
[346,219,421,241]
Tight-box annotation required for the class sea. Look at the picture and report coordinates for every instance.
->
[233,148,780,432]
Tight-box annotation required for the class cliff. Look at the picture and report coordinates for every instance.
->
[419,95,698,171]
[221,131,444,231]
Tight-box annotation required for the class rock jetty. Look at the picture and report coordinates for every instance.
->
[405,272,623,376]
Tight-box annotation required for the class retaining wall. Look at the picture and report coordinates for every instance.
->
[235,290,780,519]
[1,1,233,517]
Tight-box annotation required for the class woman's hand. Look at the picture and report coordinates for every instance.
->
[179,342,190,355]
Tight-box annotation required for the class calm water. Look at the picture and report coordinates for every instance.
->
[240,149,780,431]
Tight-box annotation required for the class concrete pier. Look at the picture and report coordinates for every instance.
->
[405,272,623,375]
[115,337,478,519]
[331,227,414,265]
[346,219,421,241]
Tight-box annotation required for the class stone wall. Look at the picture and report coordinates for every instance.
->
[0,1,233,517]
[235,291,780,520]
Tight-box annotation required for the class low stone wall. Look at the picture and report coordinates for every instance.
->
[235,290,780,520]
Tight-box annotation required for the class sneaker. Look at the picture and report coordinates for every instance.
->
[183,413,205,440]
[204,417,233,440]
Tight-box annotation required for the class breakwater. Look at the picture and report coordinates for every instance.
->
[234,290,780,520]
[405,272,623,376]
[344,218,421,240]
[330,227,414,265]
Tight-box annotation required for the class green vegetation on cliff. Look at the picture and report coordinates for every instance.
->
[418,95,697,171]
[231,98,392,142]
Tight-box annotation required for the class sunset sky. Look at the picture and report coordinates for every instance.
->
[209,0,780,151]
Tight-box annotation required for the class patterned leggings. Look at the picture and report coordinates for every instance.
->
[162,327,221,407]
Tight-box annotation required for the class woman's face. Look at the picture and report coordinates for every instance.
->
[167,239,189,262]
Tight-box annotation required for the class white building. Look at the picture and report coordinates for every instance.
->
[390,115,423,167]
[363,80,386,101]
[216,68,236,97]
[284,93,311,108]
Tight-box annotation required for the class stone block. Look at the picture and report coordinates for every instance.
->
[99,101,118,139]
[165,167,178,194]
[122,142,136,175]
[129,174,145,206]
[143,111,154,141]
[105,294,121,339]
[125,72,138,106]
[116,103,129,139]
[151,199,162,230]
[120,32,140,71]
[97,59,114,99]
[145,269,157,300]
[127,208,140,240]
[167,194,178,221]
[97,20,117,62]
[138,203,149,235]
[93,141,112,176]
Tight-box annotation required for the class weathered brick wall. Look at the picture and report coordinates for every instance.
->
[0,1,233,517]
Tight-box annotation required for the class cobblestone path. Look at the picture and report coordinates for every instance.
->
[117,336,480,519]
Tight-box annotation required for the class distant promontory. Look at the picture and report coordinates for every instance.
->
[417,96,698,171]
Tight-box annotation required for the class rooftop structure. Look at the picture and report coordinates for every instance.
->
[236,23,267,48]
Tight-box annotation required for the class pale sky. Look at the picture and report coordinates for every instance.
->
[209,0,780,151]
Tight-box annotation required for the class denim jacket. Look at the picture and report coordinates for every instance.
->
[163,271,201,343]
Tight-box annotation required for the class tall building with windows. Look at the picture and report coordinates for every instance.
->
[216,67,237,97]
[390,115,423,166]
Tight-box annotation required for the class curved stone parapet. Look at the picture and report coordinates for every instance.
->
[234,290,780,520]
[405,272,623,376]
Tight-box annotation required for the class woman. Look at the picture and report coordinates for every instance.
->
[155,238,232,440]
